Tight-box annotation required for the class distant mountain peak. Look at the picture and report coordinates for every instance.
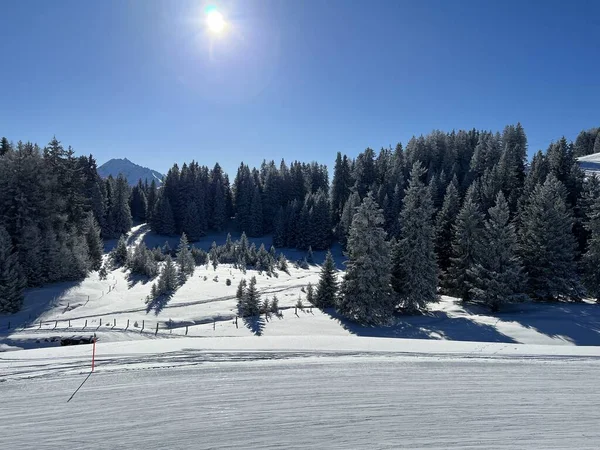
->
[98,158,164,186]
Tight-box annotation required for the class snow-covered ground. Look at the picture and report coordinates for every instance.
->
[3,225,600,448]
[2,337,600,449]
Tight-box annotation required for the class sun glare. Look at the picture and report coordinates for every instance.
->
[206,10,225,33]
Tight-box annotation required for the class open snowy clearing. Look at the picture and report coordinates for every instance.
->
[2,337,600,449]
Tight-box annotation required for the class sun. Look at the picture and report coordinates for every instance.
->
[206,9,225,33]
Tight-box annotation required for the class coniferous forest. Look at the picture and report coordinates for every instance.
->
[2,125,600,324]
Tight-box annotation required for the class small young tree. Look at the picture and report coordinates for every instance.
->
[306,282,315,305]
[210,241,219,270]
[277,253,289,274]
[261,298,270,314]
[236,278,247,299]
[314,250,337,309]
[270,295,279,314]
[241,276,260,316]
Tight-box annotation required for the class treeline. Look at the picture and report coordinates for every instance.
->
[0,138,109,312]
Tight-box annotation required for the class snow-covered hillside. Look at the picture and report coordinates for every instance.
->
[3,225,600,448]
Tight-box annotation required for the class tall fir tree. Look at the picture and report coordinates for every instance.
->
[241,276,261,317]
[337,194,393,324]
[392,162,439,312]
[435,177,461,272]
[111,174,133,236]
[467,193,527,311]
[249,186,263,237]
[176,233,195,281]
[582,196,600,302]
[443,186,485,301]
[314,250,338,309]
[0,226,25,313]
[83,212,104,271]
[519,175,584,301]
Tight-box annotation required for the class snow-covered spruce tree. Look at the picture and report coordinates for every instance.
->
[83,212,104,271]
[392,162,438,312]
[256,244,270,272]
[182,202,203,242]
[152,193,175,236]
[582,196,600,302]
[249,186,263,237]
[270,295,279,313]
[339,191,361,248]
[277,253,289,274]
[314,250,337,309]
[337,194,393,325]
[236,278,247,299]
[241,276,261,317]
[0,226,25,313]
[443,186,484,301]
[157,255,179,295]
[273,206,286,248]
[111,174,133,236]
[176,233,195,281]
[210,241,219,270]
[112,235,128,267]
[519,175,584,301]
[435,177,461,273]
[261,298,270,314]
[467,193,527,312]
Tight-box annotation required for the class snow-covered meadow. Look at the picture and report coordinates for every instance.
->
[2,225,600,448]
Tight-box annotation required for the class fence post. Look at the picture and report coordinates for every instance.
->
[141,320,144,333]
[53,321,57,329]
[155,323,159,336]
[213,320,216,330]
[185,325,188,335]
[113,318,116,327]
[99,318,102,327]
[125,319,129,330]
[39,320,42,329]
[84,319,87,329]
[68,319,71,328]
[235,316,238,329]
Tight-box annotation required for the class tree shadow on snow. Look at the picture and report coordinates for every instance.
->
[145,292,174,316]
[0,281,85,333]
[242,315,266,336]
[127,273,152,289]
[483,301,600,346]
[321,309,517,343]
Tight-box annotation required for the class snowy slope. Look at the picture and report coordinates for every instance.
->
[98,158,164,186]
[2,338,600,449]
[577,152,600,175]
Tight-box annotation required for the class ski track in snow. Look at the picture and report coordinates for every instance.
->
[1,350,600,449]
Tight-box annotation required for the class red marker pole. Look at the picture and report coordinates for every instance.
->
[91,337,96,372]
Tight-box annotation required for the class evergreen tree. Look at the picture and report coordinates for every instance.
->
[83,212,103,271]
[339,191,360,247]
[111,174,133,236]
[0,137,11,156]
[314,250,337,308]
[392,162,438,312]
[331,152,353,225]
[176,233,195,281]
[278,253,289,273]
[270,295,279,313]
[272,206,286,248]
[519,175,584,301]
[157,255,179,295]
[212,178,227,231]
[0,226,25,313]
[582,196,600,301]
[338,194,393,325]
[182,201,203,242]
[130,181,147,222]
[236,278,247,299]
[443,188,485,301]
[249,186,263,237]
[241,276,260,316]
[435,178,461,272]
[112,235,128,267]
[210,241,219,270]
[146,179,158,224]
[468,193,527,311]
[152,193,175,235]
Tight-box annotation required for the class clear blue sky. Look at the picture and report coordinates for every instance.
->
[1,0,599,176]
